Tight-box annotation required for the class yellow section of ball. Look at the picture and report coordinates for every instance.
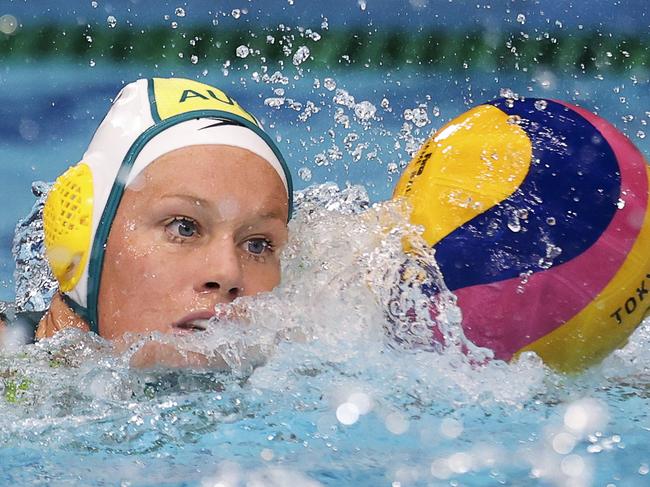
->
[393,104,532,246]
[43,163,93,292]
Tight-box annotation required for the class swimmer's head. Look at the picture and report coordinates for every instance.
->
[43,78,293,335]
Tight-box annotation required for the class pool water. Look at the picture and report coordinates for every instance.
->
[1,16,650,486]
[1,181,650,486]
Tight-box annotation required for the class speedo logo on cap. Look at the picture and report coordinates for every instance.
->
[151,77,259,126]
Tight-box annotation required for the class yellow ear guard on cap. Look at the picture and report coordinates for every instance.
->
[43,163,93,292]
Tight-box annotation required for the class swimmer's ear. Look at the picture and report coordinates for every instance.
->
[43,163,94,292]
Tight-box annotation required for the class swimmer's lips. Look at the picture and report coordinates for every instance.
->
[172,311,214,333]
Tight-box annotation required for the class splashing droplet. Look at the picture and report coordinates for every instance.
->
[534,99,548,111]
[292,45,310,66]
[106,15,117,28]
[298,167,312,182]
[236,45,250,58]
[354,101,377,122]
[323,78,337,91]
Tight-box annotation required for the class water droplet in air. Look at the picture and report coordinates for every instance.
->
[264,97,285,109]
[636,130,646,139]
[236,45,250,58]
[231,9,241,19]
[506,114,522,125]
[334,89,355,108]
[404,106,430,127]
[546,217,556,226]
[516,13,526,24]
[89,59,96,67]
[354,101,377,122]
[292,45,310,66]
[323,78,336,91]
[91,0,98,8]
[534,99,548,111]
[314,153,328,166]
[617,198,626,209]
[190,54,198,64]
[298,167,312,181]
[106,15,117,28]
[499,87,516,99]
[358,0,367,11]
[507,214,521,232]
[170,21,178,29]
[175,7,186,17]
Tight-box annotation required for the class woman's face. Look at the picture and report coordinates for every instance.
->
[97,144,289,340]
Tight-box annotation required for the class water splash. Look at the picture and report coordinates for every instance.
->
[12,182,57,313]
[2,181,650,484]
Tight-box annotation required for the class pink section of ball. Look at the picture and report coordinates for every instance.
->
[455,103,649,361]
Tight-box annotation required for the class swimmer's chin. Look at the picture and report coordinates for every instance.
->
[115,338,231,371]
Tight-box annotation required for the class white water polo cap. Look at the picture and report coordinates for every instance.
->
[43,77,293,334]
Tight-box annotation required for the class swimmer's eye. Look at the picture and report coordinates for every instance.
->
[246,238,273,255]
[165,217,199,240]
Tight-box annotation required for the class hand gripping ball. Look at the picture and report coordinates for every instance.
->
[393,98,650,372]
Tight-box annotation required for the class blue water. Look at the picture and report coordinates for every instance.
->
[2,12,650,486]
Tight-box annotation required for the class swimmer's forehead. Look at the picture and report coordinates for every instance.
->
[135,144,287,188]
[130,147,289,222]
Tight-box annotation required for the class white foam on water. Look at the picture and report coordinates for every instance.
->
[1,183,648,486]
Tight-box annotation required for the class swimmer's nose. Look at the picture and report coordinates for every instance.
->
[202,280,240,298]
[195,243,244,300]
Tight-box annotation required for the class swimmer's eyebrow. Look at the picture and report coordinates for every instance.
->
[160,194,211,207]
[159,194,287,221]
